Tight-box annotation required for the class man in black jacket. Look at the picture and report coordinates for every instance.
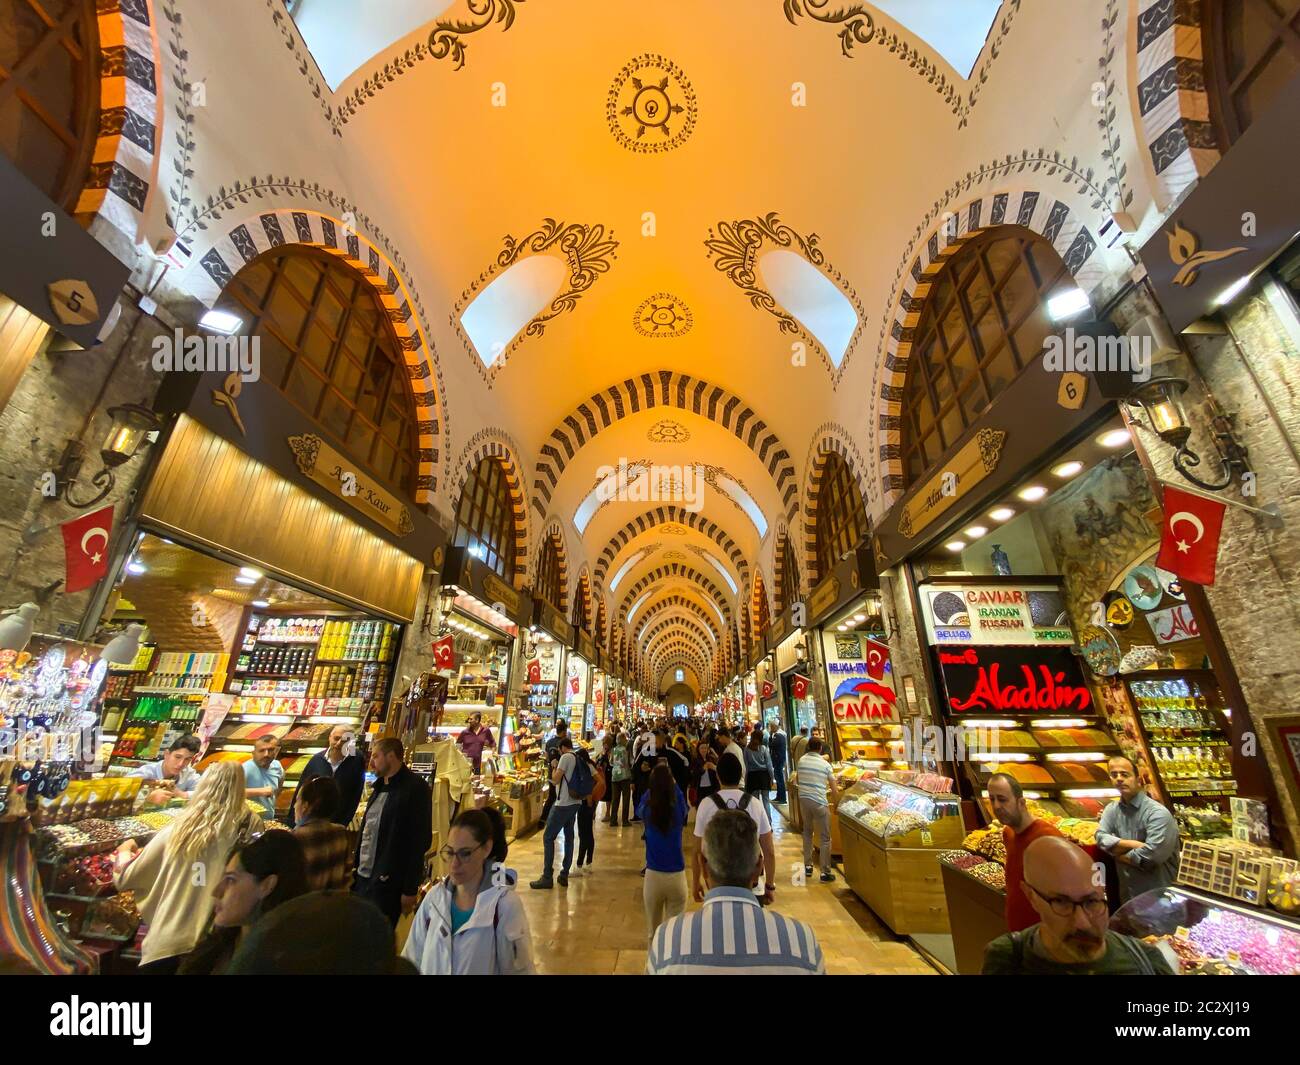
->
[287,724,364,828]
[352,737,432,927]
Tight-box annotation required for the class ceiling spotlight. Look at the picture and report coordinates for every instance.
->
[1097,428,1131,449]
[1052,460,1084,478]
[853,614,866,623]
[239,566,263,579]
[198,308,244,335]
[126,561,147,575]
[252,599,270,608]
[989,507,1015,522]
[1018,485,1048,502]
[836,624,847,631]
[1046,286,1091,322]
[965,525,988,539]
[945,540,966,552]
[235,575,257,585]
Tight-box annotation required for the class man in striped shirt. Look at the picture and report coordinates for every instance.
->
[647,810,825,975]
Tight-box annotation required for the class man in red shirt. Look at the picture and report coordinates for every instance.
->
[456,711,495,773]
[988,772,1063,932]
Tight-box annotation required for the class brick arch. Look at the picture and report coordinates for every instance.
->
[803,429,871,586]
[534,520,569,613]
[772,522,802,612]
[595,598,608,650]
[593,505,749,593]
[453,429,529,583]
[642,616,716,654]
[531,370,799,520]
[635,595,721,644]
[75,0,164,248]
[1132,0,1220,209]
[751,572,771,646]
[874,188,1107,505]
[652,641,711,681]
[646,626,712,662]
[572,568,593,631]
[189,208,447,502]
[620,564,733,626]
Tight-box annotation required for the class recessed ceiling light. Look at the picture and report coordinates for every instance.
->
[235,575,257,585]
[1097,428,1131,449]
[965,525,988,539]
[239,566,263,579]
[126,562,147,575]
[989,507,1015,522]
[198,309,243,335]
[1018,485,1048,502]
[1046,286,1090,322]
[252,599,270,608]
[946,540,966,552]
[836,624,847,631]
[1052,460,1084,478]
[853,614,866,623]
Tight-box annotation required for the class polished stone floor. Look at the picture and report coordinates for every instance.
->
[507,800,939,975]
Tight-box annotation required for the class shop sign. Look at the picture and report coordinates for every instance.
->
[897,429,1007,540]
[534,601,573,646]
[288,434,414,538]
[575,629,597,662]
[936,646,1093,715]
[830,677,898,723]
[482,573,523,620]
[808,575,840,622]
[1146,603,1200,645]
[0,153,129,347]
[920,583,1074,647]
[1138,74,1300,332]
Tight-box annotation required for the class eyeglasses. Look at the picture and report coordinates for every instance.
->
[439,844,485,864]
[1025,882,1107,918]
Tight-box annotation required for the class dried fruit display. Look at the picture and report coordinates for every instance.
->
[967,862,1006,889]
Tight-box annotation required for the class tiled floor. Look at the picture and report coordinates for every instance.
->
[507,800,939,975]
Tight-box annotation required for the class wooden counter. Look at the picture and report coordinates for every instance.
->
[940,861,1008,974]
[839,816,950,934]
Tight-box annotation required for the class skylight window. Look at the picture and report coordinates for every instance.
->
[609,547,653,593]
[714,472,768,538]
[873,0,1001,78]
[697,549,739,596]
[289,0,458,90]
[759,250,859,369]
[460,256,566,369]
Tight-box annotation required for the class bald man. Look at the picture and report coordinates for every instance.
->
[982,836,1173,974]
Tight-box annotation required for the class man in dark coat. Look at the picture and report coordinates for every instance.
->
[768,720,789,805]
[352,737,432,927]
[287,724,364,827]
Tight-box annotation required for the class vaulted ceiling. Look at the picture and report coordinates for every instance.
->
[168,0,1155,696]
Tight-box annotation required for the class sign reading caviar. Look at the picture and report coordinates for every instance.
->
[920,583,1074,647]
[936,645,1093,716]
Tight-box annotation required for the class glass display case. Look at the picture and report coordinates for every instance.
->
[837,777,963,848]
[1110,885,1300,975]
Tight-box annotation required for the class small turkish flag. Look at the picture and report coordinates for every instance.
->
[792,674,810,700]
[864,638,891,681]
[527,659,541,685]
[430,635,456,670]
[761,679,774,699]
[61,505,114,593]
[1156,485,1227,586]
[744,691,753,706]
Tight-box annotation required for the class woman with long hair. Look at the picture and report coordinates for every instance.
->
[178,830,309,975]
[114,762,263,973]
[637,763,688,938]
[292,775,352,891]
[403,807,535,974]
[743,727,774,819]
[690,737,720,808]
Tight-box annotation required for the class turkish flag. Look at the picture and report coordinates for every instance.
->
[744,691,753,707]
[761,679,774,699]
[526,659,541,685]
[792,674,810,700]
[864,638,891,681]
[430,635,456,671]
[61,505,114,593]
[1156,485,1227,586]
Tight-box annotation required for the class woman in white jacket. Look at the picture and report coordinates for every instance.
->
[402,807,535,975]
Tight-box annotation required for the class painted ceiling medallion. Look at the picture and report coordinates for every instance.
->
[663,550,688,561]
[660,523,689,536]
[607,54,698,154]
[647,419,691,444]
[704,211,865,378]
[634,293,693,338]
[452,217,619,383]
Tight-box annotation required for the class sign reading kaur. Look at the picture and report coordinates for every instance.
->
[921,584,1073,647]
[288,434,414,537]
[937,645,1093,715]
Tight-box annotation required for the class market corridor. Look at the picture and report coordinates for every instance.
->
[506,804,938,975]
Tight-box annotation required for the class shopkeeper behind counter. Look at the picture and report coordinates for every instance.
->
[456,712,495,773]
[243,736,285,820]
[128,735,203,805]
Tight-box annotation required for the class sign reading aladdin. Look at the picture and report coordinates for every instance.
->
[920,584,1073,647]
[937,646,1092,716]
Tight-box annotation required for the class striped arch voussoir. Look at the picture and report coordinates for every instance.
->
[876,188,1108,507]
[635,596,721,643]
[641,616,716,654]
[455,433,529,582]
[594,505,749,593]
[574,569,593,631]
[190,209,445,502]
[772,522,801,610]
[76,0,162,249]
[802,429,869,586]
[532,371,798,521]
[536,520,569,613]
[620,564,732,625]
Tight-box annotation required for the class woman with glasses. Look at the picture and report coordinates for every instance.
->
[179,831,309,975]
[402,807,536,975]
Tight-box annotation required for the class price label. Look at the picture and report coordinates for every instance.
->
[1175,926,1191,940]
[920,830,933,846]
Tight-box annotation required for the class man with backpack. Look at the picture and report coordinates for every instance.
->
[690,753,775,905]
[531,736,593,890]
